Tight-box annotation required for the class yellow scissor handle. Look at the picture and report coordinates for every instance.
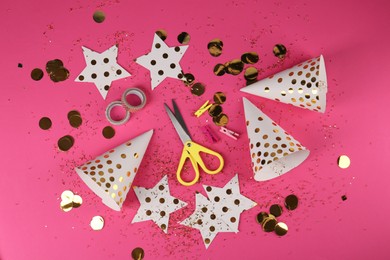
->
[176,141,224,186]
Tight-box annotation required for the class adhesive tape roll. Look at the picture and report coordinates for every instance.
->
[105,101,131,125]
[121,88,147,112]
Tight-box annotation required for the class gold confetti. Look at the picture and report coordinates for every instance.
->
[72,195,83,208]
[39,117,52,130]
[58,135,74,152]
[61,190,74,202]
[31,68,44,81]
[274,222,288,236]
[256,212,269,225]
[262,217,277,232]
[273,44,287,59]
[69,114,82,128]
[46,59,69,82]
[213,113,229,126]
[208,104,223,117]
[213,92,226,104]
[102,126,115,139]
[337,155,351,169]
[93,11,105,23]
[67,110,80,119]
[244,67,258,81]
[208,39,223,57]
[269,204,283,217]
[131,247,145,260]
[155,29,167,41]
[241,52,259,64]
[183,73,195,86]
[225,59,244,75]
[90,216,104,231]
[213,64,226,76]
[191,83,205,96]
[177,32,190,44]
[60,200,73,212]
[284,194,298,210]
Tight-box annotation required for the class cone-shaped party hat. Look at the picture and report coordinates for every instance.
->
[243,98,309,181]
[241,55,327,113]
[75,130,153,210]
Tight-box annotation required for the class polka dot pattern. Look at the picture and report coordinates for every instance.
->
[241,55,327,113]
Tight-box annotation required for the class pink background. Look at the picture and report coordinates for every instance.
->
[1,0,389,259]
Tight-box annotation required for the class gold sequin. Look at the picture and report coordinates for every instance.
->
[337,155,351,169]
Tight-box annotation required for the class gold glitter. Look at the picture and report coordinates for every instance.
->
[213,64,226,76]
[273,44,287,59]
[208,104,223,117]
[208,39,223,57]
[90,216,104,230]
[102,126,115,139]
[58,135,74,152]
[155,29,167,41]
[337,155,351,169]
[213,92,226,104]
[284,194,298,210]
[191,83,205,96]
[131,247,145,260]
[93,11,105,23]
[269,204,283,217]
[177,32,190,44]
[274,222,288,236]
[241,52,259,64]
[213,113,229,126]
[31,68,44,81]
[225,59,244,75]
[39,117,52,130]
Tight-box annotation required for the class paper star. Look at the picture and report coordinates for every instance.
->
[180,174,256,248]
[136,33,188,90]
[75,45,131,99]
[132,175,187,233]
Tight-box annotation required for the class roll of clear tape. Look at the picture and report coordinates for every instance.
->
[105,101,131,125]
[122,88,147,112]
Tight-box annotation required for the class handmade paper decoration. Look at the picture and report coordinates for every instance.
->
[132,175,187,233]
[181,174,256,248]
[243,98,310,181]
[75,130,153,211]
[75,45,131,99]
[241,55,327,113]
[135,33,188,90]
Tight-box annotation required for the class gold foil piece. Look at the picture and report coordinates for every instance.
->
[156,29,167,41]
[177,32,190,44]
[90,216,104,231]
[58,135,74,152]
[31,68,44,81]
[131,247,145,260]
[256,212,269,225]
[337,155,351,169]
[262,217,277,232]
[69,114,82,128]
[213,92,226,104]
[191,83,205,96]
[269,204,283,217]
[241,52,259,64]
[213,64,226,76]
[208,39,223,57]
[225,59,244,75]
[274,222,288,236]
[213,113,229,126]
[208,104,223,117]
[93,11,105,23]
[273,44,287,59]
[102,126,115,139]
[183,73,195,86]
[39,117,52,130]
[244,67,258,81]
[284,194,298,210]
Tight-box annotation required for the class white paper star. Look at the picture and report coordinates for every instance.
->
[75,45,131,99]
[136,33,188,90]
[180,174,257,248]
[132,175,187,233]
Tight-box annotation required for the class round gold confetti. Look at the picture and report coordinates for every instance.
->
[31,68,44,81]
[208,104,223,117]
[72,195,83,208]
[60,200,73,212]
[256,212,269,225]
[341,195,347,201]
[39,117,52,130]
[177,32,190,44]
[155,29,167,41]
[49,67,69,82]
[274,222,288,236]
[58,135,74,152]
[262,217,277,232]
[208,39,223,57]
[244,67,258,81]
[213,92,226,104]
[213,64,226,76]
[102,126,115,139]
[46,59,63,73]
[337,155,351,169]
[213,113,229,126]
[190,83,205,96]
[90,216,104,231]
[269,204,283,217]
[241,52,259,64]
[67,110,81,119]
[225,59,244,75]
[273,44,287,59]
[61,190,74,202]
[69,114,82,128]
[183,73,195,86]
[131,247,145,260]
[93,11,105,23]
[285,194,298,210]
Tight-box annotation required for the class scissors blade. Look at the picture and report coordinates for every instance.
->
[172,99,191,138]
[164,103,192,144]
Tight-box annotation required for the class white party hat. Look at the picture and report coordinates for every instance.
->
[241,55,327,113]
[75,130,153,210]
[243,98,309,181]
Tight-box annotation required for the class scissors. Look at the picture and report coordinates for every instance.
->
[164,100,224,186]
